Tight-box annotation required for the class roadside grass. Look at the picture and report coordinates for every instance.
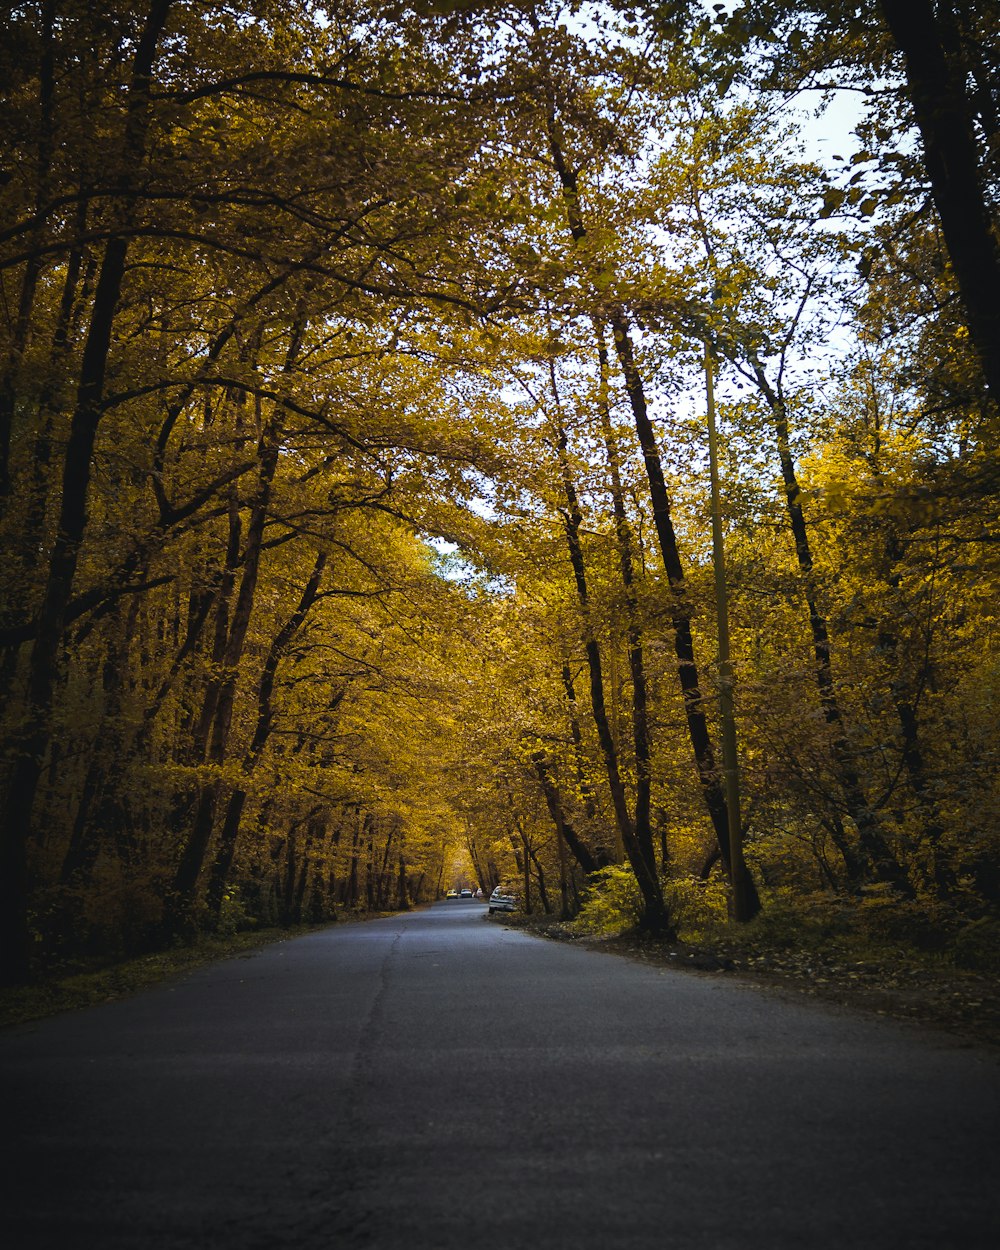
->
[0,928,293,1029]
[1,907,414,1030]
[680,902,1000,1048]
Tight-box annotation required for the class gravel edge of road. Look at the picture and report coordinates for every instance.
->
[488,912,1000,1052]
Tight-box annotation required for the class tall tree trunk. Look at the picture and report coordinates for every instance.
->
[531,753,602,880]
[506,827,528,911]
[526,839,552,915]
[748,358,911,892]
[521,831,533,915]
[365,817,376,911]
[59,596,142,884]
[293,815,319,924]
[594,329,658,888]
[283,824,298,925]
[559,662,600,824]
[205,551,327,918]
[0,207,88,706]
[377,822,396,911]
[875,528,954,894]
[344,810,362,908]
[609,311,760,917]
[132,574,220,755]
[551,413,673,934]
[555,797,570,920]
[0,0,174,984]
[168,411,280,925]
[879,0,1000,408]
[325,819,342,918]
[0,0,55,508]
[537,87,758,915]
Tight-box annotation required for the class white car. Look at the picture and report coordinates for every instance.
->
[488,885,516,914]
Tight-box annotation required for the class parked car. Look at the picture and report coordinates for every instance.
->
[488,885,517,914]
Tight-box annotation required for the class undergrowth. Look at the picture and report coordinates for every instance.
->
[2,927,292,1029]
[572,868,1000,976]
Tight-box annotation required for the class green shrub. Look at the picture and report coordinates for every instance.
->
[740,891,855,950]
[81,860,164,956]
[575,868,731,940]
[952,918,1000,972]
[663,874,729,939]
[217,889,257,937]
[575,866,643,936]
[856,886,951,949]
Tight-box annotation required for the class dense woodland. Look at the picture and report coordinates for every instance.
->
[0,0,997,984]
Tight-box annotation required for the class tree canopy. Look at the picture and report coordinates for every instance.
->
[1,0,997,983]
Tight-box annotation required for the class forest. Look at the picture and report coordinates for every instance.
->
[0,0,997,987]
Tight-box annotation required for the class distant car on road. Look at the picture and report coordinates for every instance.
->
[460,888,473,898]
[488,885,517,914]
[445,889,459,899]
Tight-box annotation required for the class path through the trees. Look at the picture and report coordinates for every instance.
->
[2,902,998,1248]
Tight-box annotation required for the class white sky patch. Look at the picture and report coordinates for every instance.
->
[427,536,459,557]
[790,89,869,172]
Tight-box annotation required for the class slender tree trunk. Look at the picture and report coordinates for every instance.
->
[205,551,327,918]
[892,694,952,888]
[554,427,630,856]
[749,358,910,892]
[704,346,755,921]
[555,801,570,920]
[821,813,864,885]
[537,76,756,914]
[325,820,342,918]
[0,213,88,706]
[59,598,141,884]
[293,816,319,924]
[610,312,761,915]
[0,262,43,510]
[594,329,660,894]
[132,575,220,754]
[875,530,954,894]
[169,413,280,924]
[542,98,757,909]
[365,818,376,911]
[344,810,362,908]
[283,824,298,925]
[526,839,552,914]
[308,822,328,923]
[551,419,672,933]
[559,662,600,824]
[531,754,584,872]
[507,827,529,912]
[171,309,314,926]
[521,832,533,915]
[377,823,396,911]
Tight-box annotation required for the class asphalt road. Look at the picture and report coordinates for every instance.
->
[2,901,998,1249]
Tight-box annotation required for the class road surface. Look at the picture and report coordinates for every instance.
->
[2,900,998,1248]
